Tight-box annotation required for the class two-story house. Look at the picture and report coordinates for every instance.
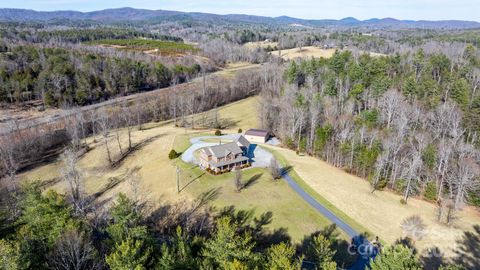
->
[200,135,251,173]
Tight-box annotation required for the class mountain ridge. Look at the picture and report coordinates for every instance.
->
[1,7,479,29]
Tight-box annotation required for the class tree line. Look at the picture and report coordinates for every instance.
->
[259,47,480,222]
[0,41,202,106]
[0,66,262,187]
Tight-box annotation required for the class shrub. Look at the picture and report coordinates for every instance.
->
[168,149,179,159]
[400,199,407,205]
[468,188,480,207]
[238,128,243,133]
[285,138,295,149]
[215,130,222,136]
[424,182,437,202]
[375,179,388,190]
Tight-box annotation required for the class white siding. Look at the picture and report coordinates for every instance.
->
[245,135,266,143]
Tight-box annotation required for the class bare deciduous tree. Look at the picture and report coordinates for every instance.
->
[269,158,281,180]
[49,230,99,270]
[60,148,86,216]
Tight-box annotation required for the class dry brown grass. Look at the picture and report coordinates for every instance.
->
[264,145,480,257]
[271,46,387,60]
[17,95,480,256]
[272,46,337,60]
[18,96,334,243]
[244,41,279,49]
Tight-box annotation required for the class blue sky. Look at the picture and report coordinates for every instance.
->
[1,0,479,21]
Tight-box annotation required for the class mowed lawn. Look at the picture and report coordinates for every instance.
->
[173,137,333,241]
[18,96,335,243]
[265,145,480,257]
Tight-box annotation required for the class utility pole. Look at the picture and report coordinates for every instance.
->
[176,166,180,193]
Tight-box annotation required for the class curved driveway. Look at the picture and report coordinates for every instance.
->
[182,134,376,269]
[181,134,273,168]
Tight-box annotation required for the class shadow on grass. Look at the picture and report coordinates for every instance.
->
[453,225,480,269]
[37,177,63,189]
[242,173,262,189]
[89,166,141,201]
[179,172,206,193]
[281,165,294,176]
[111,133,166,168]
[420,246,444,270]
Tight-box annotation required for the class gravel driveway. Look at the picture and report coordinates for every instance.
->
[181,134,274,168]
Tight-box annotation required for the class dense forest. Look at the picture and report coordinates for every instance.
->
[259,46,480,219]
[0,42,204,106]
[1,13,480,269]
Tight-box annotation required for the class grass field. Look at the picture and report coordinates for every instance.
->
[18,96,337,243]
[271,46,337,60]
[18,95,480,257]
[173,133,335,241]
[265,145,480,257]
[271,46,386,60]
[244,41,279,49]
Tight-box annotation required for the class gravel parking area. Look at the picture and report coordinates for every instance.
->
[181,134,274,168]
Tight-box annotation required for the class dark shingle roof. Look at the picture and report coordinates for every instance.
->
[208,142,243,158]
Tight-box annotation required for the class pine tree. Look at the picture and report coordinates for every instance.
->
[370,244,421,270]
[202,217,258,268]
[106,237,152,270]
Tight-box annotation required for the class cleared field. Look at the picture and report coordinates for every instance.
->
[272,46,337,60]
[244,41,279,49]
[192,96,261,133]
[18,95,480,257]
[271,46,386,60]
[263,145,480,258]
[173,134,334,241]
[18,96,335,243]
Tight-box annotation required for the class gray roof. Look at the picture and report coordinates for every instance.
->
[236,135,251,148]
[209,156,249,168]
[245,129,269,137]
[208,142,243,159]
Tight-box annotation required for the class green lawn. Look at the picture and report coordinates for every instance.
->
[172,134,338,242]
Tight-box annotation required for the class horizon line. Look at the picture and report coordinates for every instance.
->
[1,7,479,23]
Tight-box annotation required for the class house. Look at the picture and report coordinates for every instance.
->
[244,129,270,144]
[200,135,251,173]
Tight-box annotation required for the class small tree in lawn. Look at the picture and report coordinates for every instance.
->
[233,168,242,192]
[168,149,179,160]
[215,129,222,136]
[238,128,243,133]
[269,158,281,180]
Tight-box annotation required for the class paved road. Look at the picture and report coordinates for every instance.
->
[282,172,377,270]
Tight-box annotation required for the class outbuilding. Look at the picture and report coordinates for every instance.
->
[244,129,270,144]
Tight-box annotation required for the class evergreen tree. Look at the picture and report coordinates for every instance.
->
[370,244,421,270]
[202,217,258,268]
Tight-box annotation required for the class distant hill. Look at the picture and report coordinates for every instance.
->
[1,7,479,29]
